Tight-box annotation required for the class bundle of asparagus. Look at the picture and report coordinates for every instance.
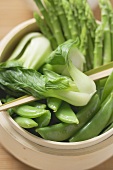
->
[94,0,113,68]
[33,0,113,71]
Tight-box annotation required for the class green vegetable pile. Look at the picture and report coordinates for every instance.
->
[34,0,113,70]
[1,0,113,142]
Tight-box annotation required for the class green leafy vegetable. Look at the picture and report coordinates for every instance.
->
[8,33,52,70]
[34,12,58,49]
[2,0,113,143]
[8,32,42,61]
[0,63,96,106]
[47,39,85,73]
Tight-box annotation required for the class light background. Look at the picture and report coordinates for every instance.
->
[0,0,113,169]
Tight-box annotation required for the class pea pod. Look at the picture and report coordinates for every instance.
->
[55,102,79,124]
[105,109,113,127]
[14,105,49,118]
[36,123,74,141]
[101,72,113,102]
[47,97,62,112]
[30,101,46,109]
[70,93,113,142]
[3,96,15,103]
[35,110,51,127]
[14,117,38,128]
[3,97,15,116]
[103,123,113,133]
[36,94,100,141]
[109,111,113,124]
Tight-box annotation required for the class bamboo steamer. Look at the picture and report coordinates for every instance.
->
[0,19,113,170]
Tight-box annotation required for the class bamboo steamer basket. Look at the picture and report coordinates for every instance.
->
[0,19,113,170]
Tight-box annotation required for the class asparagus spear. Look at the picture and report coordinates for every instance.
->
[73,0,89,69]
[80,24,91,71]
[103,22,111,65]
[93,24,104,68]
[106,0,113,61]
[69,0,80,33]
[85,3,97,67]
[79,25,87,57]
[87,34,94,69]
[34,12,57,49]
[75,0,87,26]
[85,3,97,39]
[62,0,78,39]
[110,15,113,61]
[34,0,53,33]
[75,0,97,69]
[48,0,71,40]
[44,0,65,45]
[99,0,111,65]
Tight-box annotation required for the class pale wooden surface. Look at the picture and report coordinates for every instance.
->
[0,0,113,170]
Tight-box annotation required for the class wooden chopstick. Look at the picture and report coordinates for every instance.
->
[88,67,113,81]
[0,95,36,111]
[0,66,113,112]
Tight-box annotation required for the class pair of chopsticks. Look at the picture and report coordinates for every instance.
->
[0,62,113,112]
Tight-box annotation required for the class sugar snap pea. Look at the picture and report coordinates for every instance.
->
[36,94,100,141]
[101,72,113,102]
[36,123,75,141]
[70,93,113,142]
[29,101,46,109]
[103,123,113,133]
[55,102,79,124]
[105,109,113,128]
[3,97,15,116]
[47,97,62,112]
[14,105,49,118]
[14,117,38,128]
[35,110,51,127]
